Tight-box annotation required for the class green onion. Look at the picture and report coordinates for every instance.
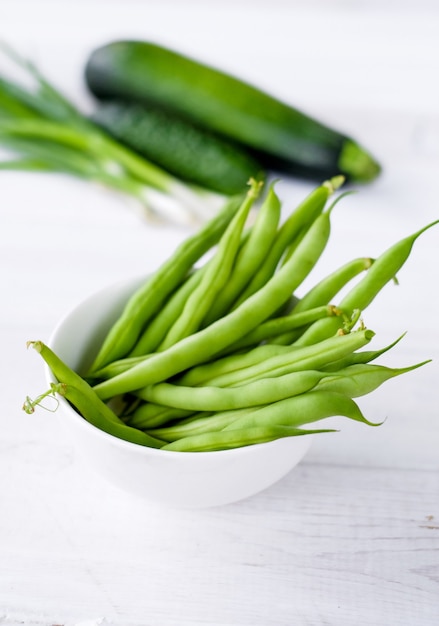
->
[0,42,225,223]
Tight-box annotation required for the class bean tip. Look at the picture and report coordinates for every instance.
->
[323,175,345,194]
[246,177,264,199]
[26,340,43,353]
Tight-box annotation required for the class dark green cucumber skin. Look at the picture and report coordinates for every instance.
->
[91,101,263,195]
[85,41,350,181]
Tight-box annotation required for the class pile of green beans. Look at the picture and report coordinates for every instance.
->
[24,178,437,452]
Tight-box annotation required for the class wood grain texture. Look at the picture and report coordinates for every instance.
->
[1,446,438,626]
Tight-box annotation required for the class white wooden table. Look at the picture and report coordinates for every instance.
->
[1,2,439,624]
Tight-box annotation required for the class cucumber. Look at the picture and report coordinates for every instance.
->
[90,101,263,195]
[85,40,381,183]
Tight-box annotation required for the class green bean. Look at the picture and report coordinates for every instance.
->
[224,390,380,433]
[158,180,261,349]
[321,332,407,371]
[137,369,329,412]
[293,220,439,347]
[88,192,245,373]
[59,383,166,447]
[120,228,254,358]
[93,194,337,400]
[161,424,333,452]
[148,408,252,441]
[339,221,439,313]
[90,354,153,380]
[128,227,248,358]
[26,341,164,448]
[317,360,430,397]
[129,266,206,356]
[148,374,370,441]
[204,328,374,388]
[177,343,294,387]
[294,257,374,313]
[128,403,197,429]
[270,257,373,345]
[28,341,122,423]
[221,304,341,353]
[230,176,343,308]
[134,350,421,433]
[95,341,291,385]
[278,190,352,267]
[202,183,281,326]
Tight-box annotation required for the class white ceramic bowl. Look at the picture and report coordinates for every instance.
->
[46,276,313,508]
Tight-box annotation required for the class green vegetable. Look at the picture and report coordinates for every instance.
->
[88,190,252,372]
[191,329,375,388]
[161,425,334,453]
[222,390,380,433]
[229,178,341,309]
[219,304,341,353]
[85,40,381,183]
[24,341,164,448]
[267,257,373,345]
[316,361,429,398]
[162,344,296,389]
[25,181,435,452]
[152,389,377,449]
[293,219,439,347]
[91,179,339,399]
[91,100,263,195]
[0,43,232,223]
[200,182,281,327]
[157,179,261,349]
[137,370,331,412]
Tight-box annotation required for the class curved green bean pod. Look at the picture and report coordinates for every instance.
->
[57,383,165,447]
[137,369,328,412]
[90,353,153,381]
[133,352,424,432]
[161,424,334,452]
[114,228,253,359]
[149,378,372,441]
[270,257,373,345]
[278,189,353,267]
[177,343,294,387]
[205,329,374,388]
[93,199,337,400]
[293,220,439,347]
[224,389,380,433]
[88,192,245,373]
[158,179,261,349]
[147,408,251,441]
[231,177,342,308]
[95,342,292,384]
[26,341,164,448]
[129,265,207,356]
[202,182,281,326]
[294,257,374,314]
[321,333,407,371]
[317,360,430,397]
[128,403,197,429]
[28,340,122,425]
[221,304,341,353]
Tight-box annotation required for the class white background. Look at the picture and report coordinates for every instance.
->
[1,1,439,625]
